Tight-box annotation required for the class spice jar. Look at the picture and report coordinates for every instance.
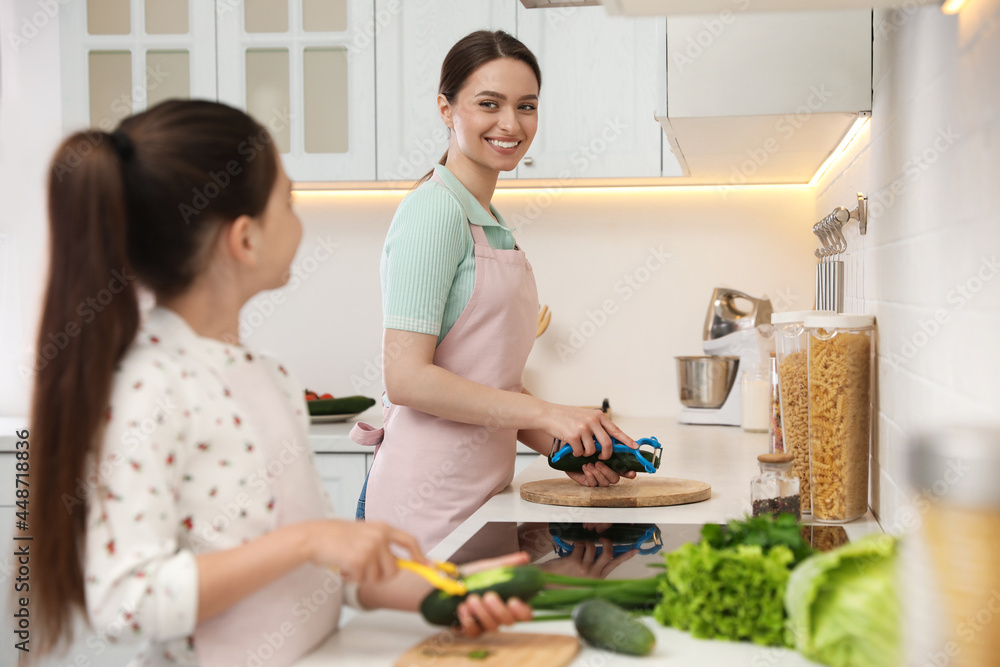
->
[904,427,1000,667]
[751,453,801,521]
[768,352,783,453]
[772,310,828,515]
[741,364,770,432]
[804,313,875,523]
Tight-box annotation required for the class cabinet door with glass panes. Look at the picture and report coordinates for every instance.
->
[61,0,374,184]
[60,0,217,134]
[217,0,375,183]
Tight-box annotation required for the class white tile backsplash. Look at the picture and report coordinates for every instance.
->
[815,0,1000,523]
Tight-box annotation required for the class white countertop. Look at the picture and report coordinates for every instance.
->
[295,417,883,666]
[0,412,537,454]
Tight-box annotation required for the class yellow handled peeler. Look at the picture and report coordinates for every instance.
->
[397,559,467,596]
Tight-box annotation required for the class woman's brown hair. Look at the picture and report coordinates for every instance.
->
[29,99,277,656]
[417,29,542,185]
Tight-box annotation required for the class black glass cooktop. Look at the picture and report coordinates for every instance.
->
[445,521,848,581]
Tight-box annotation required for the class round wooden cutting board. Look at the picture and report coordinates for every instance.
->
[520,476,711,507]
[396,631,579,667]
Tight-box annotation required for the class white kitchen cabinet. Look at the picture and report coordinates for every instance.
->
[60,0,375,182]
[217,0,376,182]
[312,452,368,519]
[605,0,937,15]
[514,453,537,478]
[0,452,13,506]
[514,5,666,179]
[374,0,517,182]
[59,0,218,133]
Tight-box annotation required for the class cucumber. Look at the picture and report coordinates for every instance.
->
[548,448,658,474]
[307,395,376,416]
[419,565,545,627]
[572,598,656,656]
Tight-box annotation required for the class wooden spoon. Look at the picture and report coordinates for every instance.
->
[536,305,551,337]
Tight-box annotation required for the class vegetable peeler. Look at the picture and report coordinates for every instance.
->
[550,523,663,558]
[548,436,663,475]
[397,559,467,596]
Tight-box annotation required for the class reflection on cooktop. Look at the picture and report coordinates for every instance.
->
[446,521,849,582]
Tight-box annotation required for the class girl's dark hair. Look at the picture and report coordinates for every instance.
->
[417,29,541,185]
[30,99,277,656]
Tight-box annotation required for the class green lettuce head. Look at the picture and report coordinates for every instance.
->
[785,534,900,667]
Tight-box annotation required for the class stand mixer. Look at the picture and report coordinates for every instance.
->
[677,288,773,426]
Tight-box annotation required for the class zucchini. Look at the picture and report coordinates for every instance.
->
[548,522,658,545]
[572,598,656,656]
[419,565,545,627]
[307,395,376,416]
[548,448,658,474]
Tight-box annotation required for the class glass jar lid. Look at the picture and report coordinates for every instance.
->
[802,313,875,329]
[758,452,794,471]
[771,310,832,325]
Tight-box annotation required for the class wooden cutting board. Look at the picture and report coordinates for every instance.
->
[395,631,579,667]
[520,476,711,507]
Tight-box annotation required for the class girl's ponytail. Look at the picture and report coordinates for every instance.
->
[30,129,140,655]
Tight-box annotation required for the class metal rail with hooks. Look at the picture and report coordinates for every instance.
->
[813,193,867,312]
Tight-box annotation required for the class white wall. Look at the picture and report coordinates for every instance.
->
[813,1,1000,525]
[242,184,815,421]
[0,1,65,417]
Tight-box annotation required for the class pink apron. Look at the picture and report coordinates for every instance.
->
[194,359,340,666]
[353,209,538,552]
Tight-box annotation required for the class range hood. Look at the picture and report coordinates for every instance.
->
[658,9,872,184]
[604,0,940,13]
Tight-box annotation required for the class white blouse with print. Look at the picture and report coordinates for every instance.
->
[83,307,349,666]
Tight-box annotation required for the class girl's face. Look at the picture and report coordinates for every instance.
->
[254,158,303,289]
[440,57,539,174]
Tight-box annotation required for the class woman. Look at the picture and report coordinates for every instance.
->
[29,100,530,667]
[354,31,638,551]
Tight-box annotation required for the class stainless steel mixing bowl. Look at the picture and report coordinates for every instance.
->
[675,356,740,409]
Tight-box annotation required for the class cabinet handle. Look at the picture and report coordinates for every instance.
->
[522,157,534,166]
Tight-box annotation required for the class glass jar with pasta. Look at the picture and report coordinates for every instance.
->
[772,310,828,515]
[804,313,875,523]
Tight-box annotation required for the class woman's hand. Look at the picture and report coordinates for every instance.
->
[543,406,637,459]
[454,552,534,636]
[537,538,637,580]
[565,462,637,487]
[299,519,425,585]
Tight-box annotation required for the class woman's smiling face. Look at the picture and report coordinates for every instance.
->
[439,57,539,174]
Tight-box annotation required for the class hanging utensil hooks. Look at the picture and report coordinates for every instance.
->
[812,193,867,256]
[812,193,866,314]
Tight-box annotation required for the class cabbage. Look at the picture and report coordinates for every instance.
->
[785,534,901,667]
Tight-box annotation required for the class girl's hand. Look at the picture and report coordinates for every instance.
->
[455,551,534,635]
[543,406,637,460]
[299,520,425,585]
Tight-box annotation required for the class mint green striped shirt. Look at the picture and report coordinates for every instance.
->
[381,165,517,344]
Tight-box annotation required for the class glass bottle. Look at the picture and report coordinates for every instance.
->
[741,364,770,433]
[751,453,801,520]
[768,351,783,453]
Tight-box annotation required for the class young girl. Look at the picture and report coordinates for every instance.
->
[30,100,530,667]
[354,31,638,551]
